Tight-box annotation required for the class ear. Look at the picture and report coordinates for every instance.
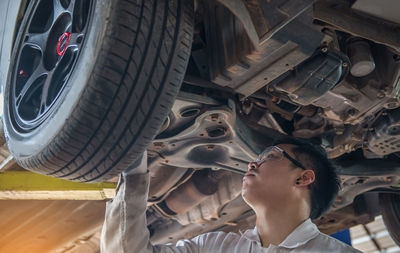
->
[295,170,315,187]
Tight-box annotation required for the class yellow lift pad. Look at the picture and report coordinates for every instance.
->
[0,171,117,200]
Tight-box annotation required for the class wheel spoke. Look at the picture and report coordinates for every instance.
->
[52,0,67,24]
[24,32,48,52]
[39,69,56,113]
[16,62,47,107]
[66,0,76,13]
[67,32,84,49]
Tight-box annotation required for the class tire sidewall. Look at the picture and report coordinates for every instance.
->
[4,0,113,159]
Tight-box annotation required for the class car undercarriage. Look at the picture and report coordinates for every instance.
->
[144,0,400,245]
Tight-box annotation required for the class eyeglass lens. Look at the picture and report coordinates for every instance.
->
[257,146,283,164]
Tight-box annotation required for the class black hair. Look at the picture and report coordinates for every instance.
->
[272,136,340,220]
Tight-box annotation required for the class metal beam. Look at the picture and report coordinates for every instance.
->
[216,0,259,49]
[0,155,15,172]
[0,171,117,200]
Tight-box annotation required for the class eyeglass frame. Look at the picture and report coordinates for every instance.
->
[254,146,308,171]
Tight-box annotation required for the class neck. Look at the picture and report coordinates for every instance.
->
[254,201,309,247]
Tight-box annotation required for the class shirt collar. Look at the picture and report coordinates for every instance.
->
[278,218,320,248]
[241,227,261,243]
[242,218,320,248]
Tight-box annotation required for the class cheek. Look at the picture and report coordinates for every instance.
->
[257,172,292,193]
[258,171,279,185]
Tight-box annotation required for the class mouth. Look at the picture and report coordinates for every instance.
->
[244,172,256,177]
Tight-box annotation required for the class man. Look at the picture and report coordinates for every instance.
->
[101,136,361,252]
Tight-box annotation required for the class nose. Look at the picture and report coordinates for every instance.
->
[248,161,258,171]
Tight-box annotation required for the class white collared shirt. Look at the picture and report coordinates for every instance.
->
[101,172,361,253]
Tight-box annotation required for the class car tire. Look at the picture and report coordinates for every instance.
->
[380,193,400,245]
[3,0,193,182]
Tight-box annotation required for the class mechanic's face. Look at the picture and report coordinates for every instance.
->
[241,144,305,209]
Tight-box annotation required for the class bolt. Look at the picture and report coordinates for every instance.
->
[384,176,393,183]
[288,94,299,100]
[268,86,275,93]
[342,62,348,68]
[321,47,328,53]
[377,92,385,99]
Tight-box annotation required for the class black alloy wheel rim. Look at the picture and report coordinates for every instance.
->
[10,0,93,133]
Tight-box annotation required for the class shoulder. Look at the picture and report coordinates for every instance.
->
[308,232,362,252]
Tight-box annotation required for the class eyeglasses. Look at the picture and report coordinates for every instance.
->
[254,146,308,170]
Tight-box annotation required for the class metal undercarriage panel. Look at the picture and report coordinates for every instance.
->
[192,0,325,97]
